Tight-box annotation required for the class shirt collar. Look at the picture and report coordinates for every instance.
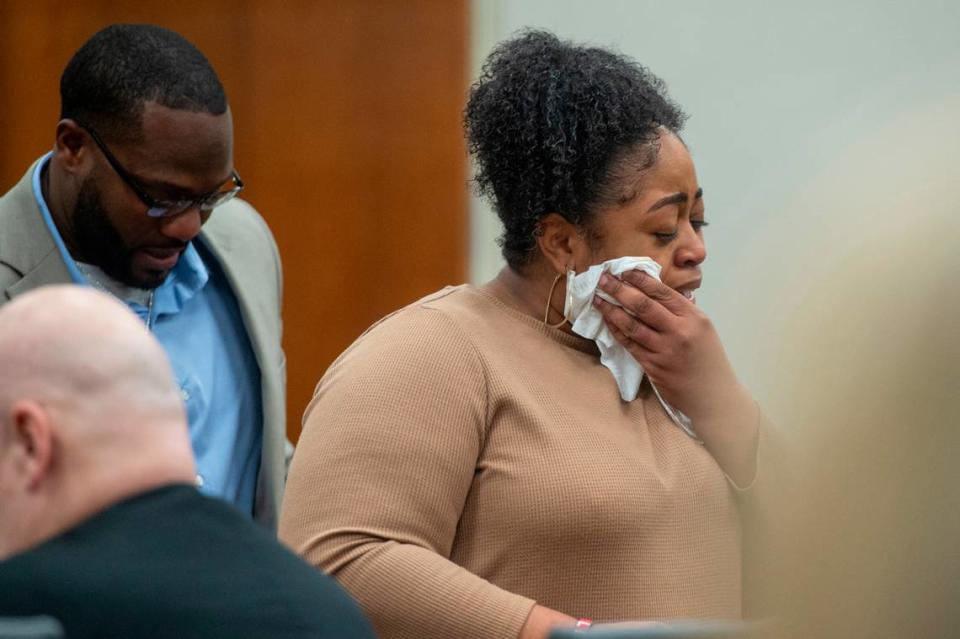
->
[152,242,209,317]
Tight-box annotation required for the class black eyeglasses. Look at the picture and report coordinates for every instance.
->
[77,122,244,218]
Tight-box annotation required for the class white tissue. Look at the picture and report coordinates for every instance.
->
[563,257,661,401]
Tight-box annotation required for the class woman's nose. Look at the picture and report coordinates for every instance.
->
[674,224,706,267]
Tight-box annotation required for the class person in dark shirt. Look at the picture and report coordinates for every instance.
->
[0,286,375,639]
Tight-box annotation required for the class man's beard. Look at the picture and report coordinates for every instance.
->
[72,178,165,289]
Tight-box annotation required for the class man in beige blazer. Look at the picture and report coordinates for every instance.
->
[0,24,286,530]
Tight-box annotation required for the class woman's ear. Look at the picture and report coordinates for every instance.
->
[535,213,590,273]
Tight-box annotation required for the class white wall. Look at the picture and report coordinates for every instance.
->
[468,0,960,407]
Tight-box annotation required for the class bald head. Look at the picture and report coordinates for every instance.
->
[0,286,182,419]
[0,286,195,559]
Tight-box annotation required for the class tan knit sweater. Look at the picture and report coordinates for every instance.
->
[280,285,748,639]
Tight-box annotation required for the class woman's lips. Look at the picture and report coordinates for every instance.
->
[674,279,702,304]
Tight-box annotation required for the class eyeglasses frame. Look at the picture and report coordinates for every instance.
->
[76,121,244,218]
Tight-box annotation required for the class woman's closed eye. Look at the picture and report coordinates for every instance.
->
[654,229,679,244]
[653,220,708,244]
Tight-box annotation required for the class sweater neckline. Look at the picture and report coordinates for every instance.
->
[468,285,600,356]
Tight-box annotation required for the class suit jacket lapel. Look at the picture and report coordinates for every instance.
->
[5,248,73,300]
[1,160,73,301]
[197,222,283,529]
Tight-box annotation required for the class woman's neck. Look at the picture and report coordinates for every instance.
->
[483,264,573,334]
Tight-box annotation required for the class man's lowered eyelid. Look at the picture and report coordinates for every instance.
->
[141,179,229,203]
[128,176,195,201]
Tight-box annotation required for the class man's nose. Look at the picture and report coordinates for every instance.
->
[159,207,204,243]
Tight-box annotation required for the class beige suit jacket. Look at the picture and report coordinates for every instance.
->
[0,160,287,530]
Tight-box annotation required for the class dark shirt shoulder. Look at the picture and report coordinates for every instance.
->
[0,485,374,639]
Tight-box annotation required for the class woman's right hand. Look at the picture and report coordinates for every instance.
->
[518,605,576,639]
[594,270,760,486]
[518,607,670,639]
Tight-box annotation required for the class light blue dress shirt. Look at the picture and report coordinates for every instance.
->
[32,154,262,515]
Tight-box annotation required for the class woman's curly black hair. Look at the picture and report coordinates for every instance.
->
[465,30,687,269]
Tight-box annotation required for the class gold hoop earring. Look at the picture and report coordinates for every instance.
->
[543,270,569,328]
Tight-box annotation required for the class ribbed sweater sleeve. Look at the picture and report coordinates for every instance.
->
[738,414,786,617]
[279,305,536,639]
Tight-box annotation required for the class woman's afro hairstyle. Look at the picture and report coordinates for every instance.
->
[465,30,687,268]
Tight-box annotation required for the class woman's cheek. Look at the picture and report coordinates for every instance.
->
[644,247,670,270]
[647,251,676,285]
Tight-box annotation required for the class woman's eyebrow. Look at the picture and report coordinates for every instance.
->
[647,187,703,213]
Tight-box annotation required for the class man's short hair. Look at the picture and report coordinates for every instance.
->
[60,24,227,142]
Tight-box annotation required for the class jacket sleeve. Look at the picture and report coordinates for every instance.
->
[279,306,536,639]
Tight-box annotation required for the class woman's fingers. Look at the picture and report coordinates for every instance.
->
[596,272,676,331]
[619,269,691,316]
[593,296,662,354]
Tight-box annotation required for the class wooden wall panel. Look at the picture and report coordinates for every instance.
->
[0,0,469,442]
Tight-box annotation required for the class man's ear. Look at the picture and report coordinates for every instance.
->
[54,119,92,174]
[535,213,591,274]
[7,401,54,491]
